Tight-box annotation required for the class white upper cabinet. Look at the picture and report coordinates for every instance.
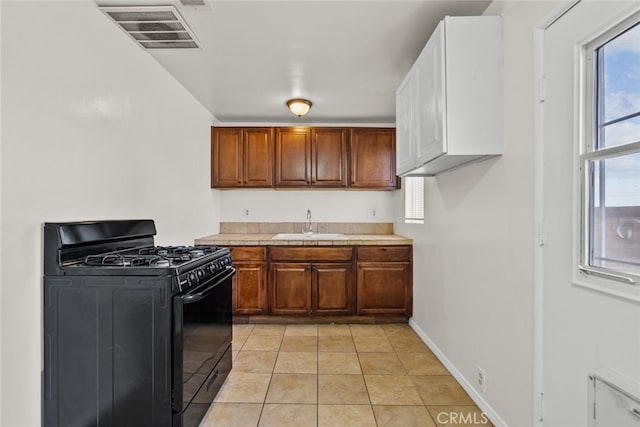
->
[396,16,503,176]
[395,66,416,175]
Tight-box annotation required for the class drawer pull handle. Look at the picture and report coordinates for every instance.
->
[631,407,640,420]
[206,370,219,391]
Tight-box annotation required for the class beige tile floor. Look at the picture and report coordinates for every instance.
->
[200,324,493,427]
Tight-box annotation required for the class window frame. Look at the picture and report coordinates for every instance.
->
[579,15,640,285]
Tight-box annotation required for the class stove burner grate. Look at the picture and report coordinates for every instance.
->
[83,245,220,268]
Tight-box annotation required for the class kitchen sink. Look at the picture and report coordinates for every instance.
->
[272,233,348,240]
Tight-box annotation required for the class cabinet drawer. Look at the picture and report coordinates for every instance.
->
[270,247,353,262]
[357,246,411,262]
[229,246,266,261]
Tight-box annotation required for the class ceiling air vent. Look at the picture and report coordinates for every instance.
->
[100,6,200,49]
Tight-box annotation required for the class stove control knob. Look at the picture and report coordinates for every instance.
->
[207,263,216,274]
[189,272,198,284]
[197,269,204,279]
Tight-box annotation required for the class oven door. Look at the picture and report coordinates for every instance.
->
[172,266,234,423]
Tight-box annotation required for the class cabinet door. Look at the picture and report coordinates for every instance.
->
[395,70,417,176]
[244,128,274,187]
[415,21,446,165]
[211,127,243,188]
[312,263,352,315]
[232,263,267,315]
[349,128,397,189]
[356,262,411,315]
[270,263,311,315]
[311,128,348,187]
[275,128,311,187]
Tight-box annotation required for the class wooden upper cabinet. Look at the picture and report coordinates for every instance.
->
[212,126,396,190]
[211,127,273,188]
[243,128,274,187]
[275,128,348,188]
[275,128,311,187]
[349,128,397,189]
[311,128,348,187]
[211,127,242,187]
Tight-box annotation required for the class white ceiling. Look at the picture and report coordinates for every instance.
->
[98,0,491,124]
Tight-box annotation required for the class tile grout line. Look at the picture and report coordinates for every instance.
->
[253,328,283,427]
[353,325,379,427]
[224,324,485,427]
[386,328,442,427]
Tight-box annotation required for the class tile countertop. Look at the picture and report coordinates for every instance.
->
[194,233,413,246]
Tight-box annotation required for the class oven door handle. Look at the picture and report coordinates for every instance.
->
[182,267,235,304]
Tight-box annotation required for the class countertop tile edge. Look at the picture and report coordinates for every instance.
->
[194,233,413,246]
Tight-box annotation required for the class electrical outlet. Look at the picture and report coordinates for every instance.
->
[243,208,250,217]
[367,208,377,218]
[478,367,487,392]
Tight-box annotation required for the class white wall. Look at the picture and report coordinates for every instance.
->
[220,190,396,223]
[393,2,561,426]
[0,2,220,425]
[540,2,640,426]
[0,1,3,423]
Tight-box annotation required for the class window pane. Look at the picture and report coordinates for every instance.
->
[589,152,640,274]
[601,22,640,124]
[596,22,640,149]
[405,177,424,224]
[603,115,640,147]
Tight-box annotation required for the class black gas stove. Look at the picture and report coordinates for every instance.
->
[43,220,234,427]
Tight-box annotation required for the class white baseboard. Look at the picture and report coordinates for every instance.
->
[409,319,509,427]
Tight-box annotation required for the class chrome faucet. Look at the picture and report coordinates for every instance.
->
[304,209,313,234]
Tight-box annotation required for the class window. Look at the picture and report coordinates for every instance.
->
[581,20,640,281]
[405,177,424,224]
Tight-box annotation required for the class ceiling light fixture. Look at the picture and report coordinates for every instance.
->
[286,98,312,117]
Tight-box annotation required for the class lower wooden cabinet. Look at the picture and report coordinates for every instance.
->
[269,247,354,316]
[230,247,267,315]
[356,263,411,315]
[312,263,352,315]
[270,263,312,315]
[356,246,412,316]
[230,245,411,318]
[270,262,353,315]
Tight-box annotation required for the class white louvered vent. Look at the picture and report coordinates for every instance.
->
[100,6,200,49]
